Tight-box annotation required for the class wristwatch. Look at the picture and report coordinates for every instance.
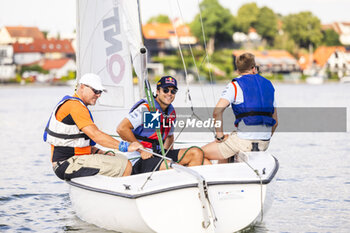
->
[215,135,225,142]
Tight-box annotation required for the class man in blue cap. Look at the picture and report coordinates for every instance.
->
[117,76,210,174]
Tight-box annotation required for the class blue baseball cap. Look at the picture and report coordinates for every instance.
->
[157,76,178,89]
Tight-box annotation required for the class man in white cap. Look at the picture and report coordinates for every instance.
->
[43,73,142,180]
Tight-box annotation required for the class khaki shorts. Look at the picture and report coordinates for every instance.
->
[218,132,270,159]
[65,153,128,178]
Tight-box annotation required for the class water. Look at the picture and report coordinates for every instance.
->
[1,83,350,232]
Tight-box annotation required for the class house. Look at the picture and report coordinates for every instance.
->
[0,45,16,80]
[232,50,299,73]
[41,58,76,80]
[0,45,14,64]
[232,28,262,49]
[322,22,350,45]
[13,39,75,65]
[143,23,197,57]
[0,64,16,81]
[299,46,350,78]
[0,26,44,45]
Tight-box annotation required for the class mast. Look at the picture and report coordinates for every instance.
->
[137,0,146,99]
[136,1,168,168]
[75,0,80,83]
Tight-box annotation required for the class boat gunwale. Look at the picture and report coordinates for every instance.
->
[67,157,279,199]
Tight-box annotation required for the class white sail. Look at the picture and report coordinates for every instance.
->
[76,0,144,134]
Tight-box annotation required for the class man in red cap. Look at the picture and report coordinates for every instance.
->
[117,76,210,174]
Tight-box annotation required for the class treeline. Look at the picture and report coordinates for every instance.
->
[150,0,341,55]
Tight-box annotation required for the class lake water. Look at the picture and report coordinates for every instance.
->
[1,82,350,232]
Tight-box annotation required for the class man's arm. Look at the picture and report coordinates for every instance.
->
[117,118,152,159]
[163,134,174,150]
[213,98,230,140]
[271,107,278,136]
[117,118,139,143]
[81,124,141,152]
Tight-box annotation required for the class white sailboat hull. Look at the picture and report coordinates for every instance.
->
[68,152,278,232]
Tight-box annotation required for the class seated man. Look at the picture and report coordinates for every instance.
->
[43,73,142,180]
[202,53,278,162]
[117,76,210,174]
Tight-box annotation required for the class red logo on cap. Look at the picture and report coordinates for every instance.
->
[165,77,175,85]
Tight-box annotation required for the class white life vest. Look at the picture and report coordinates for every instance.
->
[43,96,94,148]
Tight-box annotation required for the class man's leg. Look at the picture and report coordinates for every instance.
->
[64,154,130,178]
[159,147,210,170]
[201,141,226,160]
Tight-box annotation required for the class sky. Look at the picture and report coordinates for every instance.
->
[0,0,349,34]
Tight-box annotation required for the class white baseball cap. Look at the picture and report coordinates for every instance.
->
[79,73,106,92]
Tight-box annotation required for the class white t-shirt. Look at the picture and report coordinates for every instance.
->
[220,81,275,140]
[126,102,174,136]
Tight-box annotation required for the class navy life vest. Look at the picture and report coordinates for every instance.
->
[130,98,176,151]
[232,74,276,127]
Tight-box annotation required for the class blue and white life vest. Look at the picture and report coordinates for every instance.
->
[43,95,96,147]
[232,74,276,127]
[130,99,176,151]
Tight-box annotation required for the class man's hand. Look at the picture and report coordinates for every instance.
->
[215,134,229,143]
[140,150,153,160]
[128,141,143,152]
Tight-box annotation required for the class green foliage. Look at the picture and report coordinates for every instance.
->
[20,65,49,75]
[60,71,76,81]
[255,7,278,45]
[273,33,297,55]
[152,48,234,81]
[282,11,323,48]
[190,0,235,51]
[211,49,234,76]
[236,3,259,33]
[147,14,170,24]
[322,29,341,46]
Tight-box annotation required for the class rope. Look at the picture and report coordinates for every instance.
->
[177,146,205,165]
[222,138,265,222]
[236,151,264,222]
[173,0,214,120]
[196,0,216,104]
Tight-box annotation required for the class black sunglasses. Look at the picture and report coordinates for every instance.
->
[254,66,260,74]
[85,84,103,95]
[162,87,177,95]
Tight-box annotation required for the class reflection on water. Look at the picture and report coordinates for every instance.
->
[1,83,350,232]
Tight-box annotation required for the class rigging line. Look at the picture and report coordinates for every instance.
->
[140,114,190,190]
[174,0,212,118]
[223,142,265,221]
[168,1,214,136]
[196,0,216,105]
[167,0,194,109]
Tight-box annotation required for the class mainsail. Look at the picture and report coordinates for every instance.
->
[76,0,144,134]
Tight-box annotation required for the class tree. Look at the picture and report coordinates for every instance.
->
[322,29,341,46]
[190,0,235,54]
[255,7,278,45]
[283,11,323,48]
[236,3,260,33]
[274,33,297,55]
[147,14,170,24]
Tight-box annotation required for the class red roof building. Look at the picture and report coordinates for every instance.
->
[0,26,44,44]
[13,39,75,54]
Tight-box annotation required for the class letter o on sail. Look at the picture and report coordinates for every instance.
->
[107,54,125,84]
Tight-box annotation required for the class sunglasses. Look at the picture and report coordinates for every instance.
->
[162,87,177,95]
[85,84,103,95]
[254,66,260,73]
